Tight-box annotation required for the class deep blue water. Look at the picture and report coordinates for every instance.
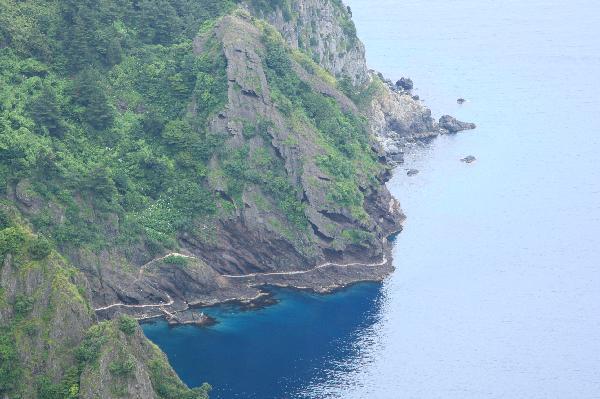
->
[143,284,385,398]
[144,0,600,398]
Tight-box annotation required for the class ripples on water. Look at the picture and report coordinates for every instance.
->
[144,0,600,397]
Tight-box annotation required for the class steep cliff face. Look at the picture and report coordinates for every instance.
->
[247,0,369,84]
[249,0,445,162]
[78,318,210,399]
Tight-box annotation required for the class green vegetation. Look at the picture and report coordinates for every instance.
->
[0,0,237,259]
[76,319,211,397]
[36,370,79,399]
[77,323,108,365]
[338,75,384,108]
[220,143,308,229]
[118,315,139,336]
[109,353,136,376]
[250,0,293,21]
[0,216,96,398]
[0,0,383,395]
[261,27,380,220]
[0,328,20,394]
[163,254,190,266]
[0,227,26,259]
[29,236,52,260]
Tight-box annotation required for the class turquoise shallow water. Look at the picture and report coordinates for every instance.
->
[144,0,600,397]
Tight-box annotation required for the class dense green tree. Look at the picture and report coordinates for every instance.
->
[0,329,20,394]
[29,236,52,260]
[72,69,115,130]
[29,85,65,137]
[138,0,181,44]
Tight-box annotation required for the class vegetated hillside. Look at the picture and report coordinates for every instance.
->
[0,205,210,397]
[0,0,417,396]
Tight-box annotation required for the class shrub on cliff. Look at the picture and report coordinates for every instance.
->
[118,316,139,336]
[29,237,52,260]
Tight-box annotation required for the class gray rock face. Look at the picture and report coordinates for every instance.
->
[439,115,477,133]
[256,0,369,84]
[366,73,438,162]
[254,1,452,165]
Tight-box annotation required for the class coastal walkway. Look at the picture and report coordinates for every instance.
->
[93,252,387,312]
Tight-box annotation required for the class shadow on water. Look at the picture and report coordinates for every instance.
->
[142,283,387,399]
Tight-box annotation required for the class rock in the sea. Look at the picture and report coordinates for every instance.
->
[457,98,466,104]
[439,115,476,133]
[461,155,477,163]
[396,77,414,91]
[406,169,419,176]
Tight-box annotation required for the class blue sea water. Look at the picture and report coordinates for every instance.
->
[143,0,600,398]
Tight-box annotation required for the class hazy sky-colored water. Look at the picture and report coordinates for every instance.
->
[144,1,600,397]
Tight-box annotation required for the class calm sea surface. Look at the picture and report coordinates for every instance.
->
[143,0,600,397]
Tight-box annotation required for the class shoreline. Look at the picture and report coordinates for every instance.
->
[103,237,398,327]
[140,279,387,329]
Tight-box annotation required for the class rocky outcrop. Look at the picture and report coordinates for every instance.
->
[439,115,477,133]
[1,1,481,396]
[56,0,470,320]
[188,13,403,271]
[255,1,475,163]
[78,318,210,399]
[366,77,477,162]
[395,77,414,91]
[365,74,438,162]
[250,0,369,84]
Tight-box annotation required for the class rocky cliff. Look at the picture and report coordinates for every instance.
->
[89,8,405,321]
[247,0,475,163]
[248,0,369,84]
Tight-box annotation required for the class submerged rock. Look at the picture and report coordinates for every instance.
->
[406,169,419,176]
[439,115,476,133]
[461,155,477,163]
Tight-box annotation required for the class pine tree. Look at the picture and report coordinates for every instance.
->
[29,86,64,138]
[73,69,114,130]
[138,0,181,44]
